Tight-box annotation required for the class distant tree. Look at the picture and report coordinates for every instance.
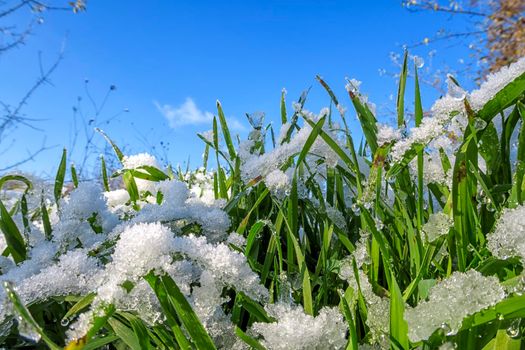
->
[0,1,86,172]
[403,0,525,78]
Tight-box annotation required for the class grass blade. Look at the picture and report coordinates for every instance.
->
[54,148,67,205]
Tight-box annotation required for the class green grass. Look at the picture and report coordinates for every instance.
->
[0,56,525,349]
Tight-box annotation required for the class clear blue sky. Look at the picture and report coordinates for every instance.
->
[0,1,475,177]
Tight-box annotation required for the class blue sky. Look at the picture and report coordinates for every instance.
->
[0,1,476,176]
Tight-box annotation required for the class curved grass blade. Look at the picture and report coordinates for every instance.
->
[146,272,216,349]
[2,281,61,350]
[62,293,95,322]
[95,128,125,162]
[0,199,26,263]
[0,175,32,192]
[235,326,266,350]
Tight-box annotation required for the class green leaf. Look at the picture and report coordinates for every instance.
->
[95,128,125,162]
[235,326,266,350]
[41,196,52,240]
[120,312,154,350]
[101,156,110,192]
[460,294,525,330]
[477,72,525,122]
[123,171,140,203]
[80,334,120,350]
[2,281,61,350]
[108,317,143,350]
[144,273,191,350]
[54,148,67,204]
[71,163,79,188]
[389,272,409,349]
[280,88,287,124]
[482,329,521,350]
[347,81,378,153]
[62,293,95,322]
[397,50,408,128]
[236,292,274,323]
[339,289,358,350]
[296,115,325,168]
[146,272,216,349]
[0,175,32,192]
[217,100,236,160]
[0,199,26,263]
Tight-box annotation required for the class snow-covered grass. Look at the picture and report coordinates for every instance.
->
[0,54,525,349]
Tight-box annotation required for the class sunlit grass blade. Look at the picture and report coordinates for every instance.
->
[71,163,79,188]
[95,128,125,162]
[2,281,61,350]
[54,148,67,205]
[396,50,408,129]
[145,272,216,349]
[235,326,266,350]
[217,100,236,160]
[389,272,409,350]
[101,156,110,191]
[0,199,26,263]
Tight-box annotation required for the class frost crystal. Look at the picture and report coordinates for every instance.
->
[470,57,525,111]
[250,303,347,350]
[422,212,452,242]
[240,121,339,185]
[405,270,505,342]
[390,57,525,163]
[376,123,401,145]
[487,205,525,261]
[264,169,291,198]
[339,267,389,345]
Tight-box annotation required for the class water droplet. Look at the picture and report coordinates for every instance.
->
[351,203,360,215]
[374,217,384,230]
[17,319,41,343]
[60,318,70,327]
[473,118,487,131]
[440,322,452,335]
[447,75,467,100]
[413,55,425,68]
[497,313,504,321]
[507,319,521,338]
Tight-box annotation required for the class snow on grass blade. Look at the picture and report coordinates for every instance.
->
[0,199,26,263]
[3,281,61,350]
[145,272,217,350]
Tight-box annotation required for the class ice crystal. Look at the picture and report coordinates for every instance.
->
[422,212,452,242]
[339,267,389,345]
[66,222,267,343]
[404,270,505,342]
[376,123,401,146]
[240,122,339,184]
[470,57,525,111]
[250,303,347,350]
[390,57,525,163]
[264,169,291,199]
[487,205,525,261]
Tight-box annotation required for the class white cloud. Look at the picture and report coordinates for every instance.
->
[155,97,246,131]
[155,97,213,128]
